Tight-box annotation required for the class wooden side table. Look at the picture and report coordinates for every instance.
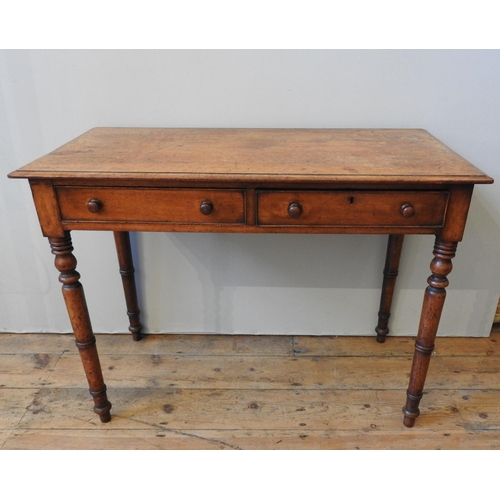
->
[8,128,493,427]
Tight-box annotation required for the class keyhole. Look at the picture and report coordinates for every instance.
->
[348,196,355,205]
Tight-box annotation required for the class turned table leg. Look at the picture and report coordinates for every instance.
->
[49,231,112,423]
[113,231,143,341]
[403,238,457,427]
[375,234,405,343]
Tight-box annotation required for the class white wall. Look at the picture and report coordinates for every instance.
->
[1,49,499,336]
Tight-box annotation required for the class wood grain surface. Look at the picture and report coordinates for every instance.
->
[8,128,493,184]
[2,330,500,450]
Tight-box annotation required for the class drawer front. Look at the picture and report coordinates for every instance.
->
[256,190,449,227]
[57,187,246,224]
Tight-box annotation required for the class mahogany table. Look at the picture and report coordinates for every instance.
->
[9,128,493,427]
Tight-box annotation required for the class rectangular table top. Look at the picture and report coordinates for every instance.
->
[8,128,493,185]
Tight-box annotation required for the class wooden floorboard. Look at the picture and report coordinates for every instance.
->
[1,331,500,450]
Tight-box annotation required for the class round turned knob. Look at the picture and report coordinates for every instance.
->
[87,199,103,213]
[200,200,213,215]
[288,202,303,218]
[400,203,415,218]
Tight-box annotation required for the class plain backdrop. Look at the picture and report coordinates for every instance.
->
[1,49,499,336]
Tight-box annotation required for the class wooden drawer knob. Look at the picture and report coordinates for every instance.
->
[87,199,103,213]
[288,202,303,218]
[400,203,415,218]
[200,200,214,215]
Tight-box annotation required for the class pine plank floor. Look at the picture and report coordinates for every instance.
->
[1,327,500,450]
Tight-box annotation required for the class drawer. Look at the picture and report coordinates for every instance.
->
[56,187,246,224]
[256,190,449,227]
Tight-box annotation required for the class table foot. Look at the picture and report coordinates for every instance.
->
[98,412,112,423]
[90,386,113,422]
[402,391,422,427]
[402,413,417,428]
